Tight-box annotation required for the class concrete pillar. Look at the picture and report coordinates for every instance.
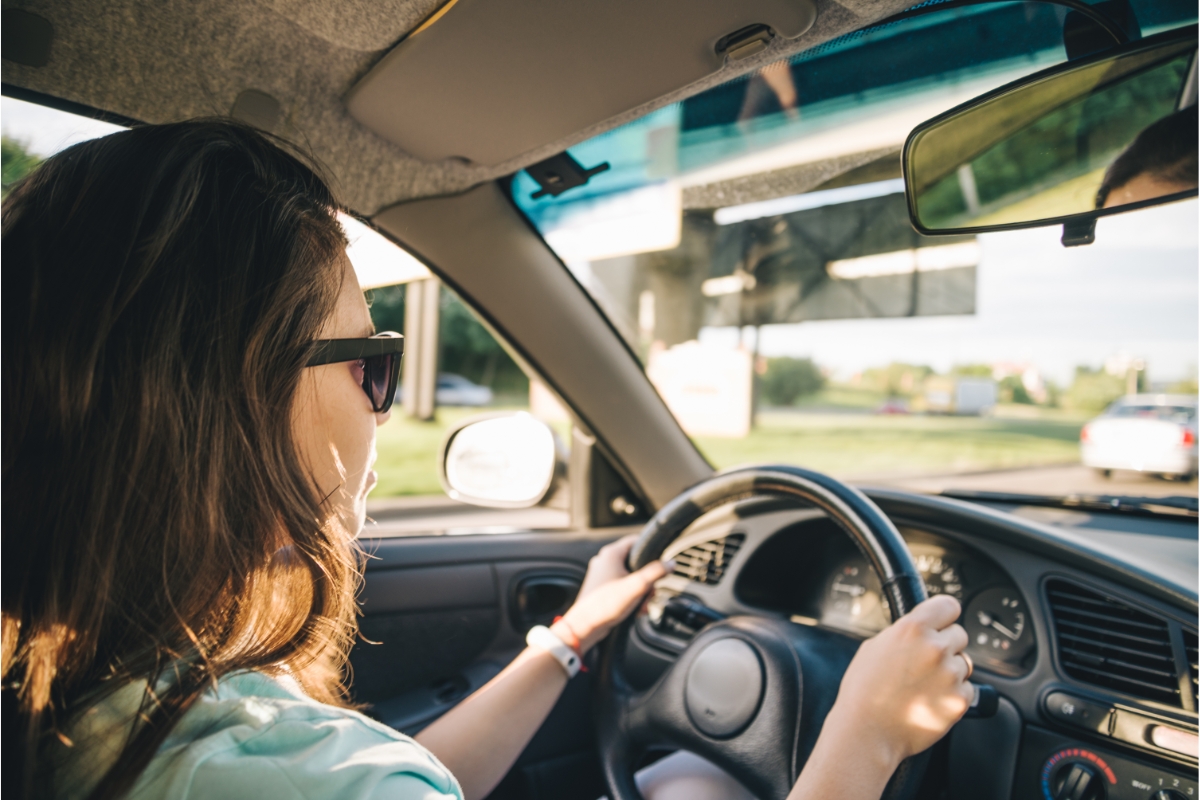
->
[402,278,440,421]
[640,212,712,348]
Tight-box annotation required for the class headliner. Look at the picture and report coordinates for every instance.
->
[1,0,915,215]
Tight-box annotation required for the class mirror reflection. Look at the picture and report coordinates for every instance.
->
[907,36,1198,232]
[440,413,561,508]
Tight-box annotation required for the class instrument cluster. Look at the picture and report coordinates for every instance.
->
[734,520,1036,677]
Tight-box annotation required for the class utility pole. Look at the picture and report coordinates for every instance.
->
[1126,359,1145,396]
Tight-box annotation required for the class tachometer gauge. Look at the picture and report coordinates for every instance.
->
[913,551,964,601]
[964,586,1036,672]
[822,561,888,634]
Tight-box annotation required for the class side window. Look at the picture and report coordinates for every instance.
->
[356,270,571,535]
[1,96,571,534]
[2,96,124,195]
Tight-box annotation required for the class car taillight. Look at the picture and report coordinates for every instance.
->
[1080,425,1091,443]
[1183,428,1196,446]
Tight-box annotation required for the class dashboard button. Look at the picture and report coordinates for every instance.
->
[1044,691,1112,734]
[1149,725,1200,758]
[1110,708,1200,757]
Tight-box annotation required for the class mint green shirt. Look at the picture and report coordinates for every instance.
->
[56,671,463,800]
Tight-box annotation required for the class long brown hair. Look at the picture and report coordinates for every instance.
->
[2,119,359,798]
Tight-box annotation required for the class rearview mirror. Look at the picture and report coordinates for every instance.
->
[438,412,567,508]
[905,27,1197,246]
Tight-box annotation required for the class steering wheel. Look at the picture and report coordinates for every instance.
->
[595,465,931,800]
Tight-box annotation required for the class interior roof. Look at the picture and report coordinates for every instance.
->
[2,0,916,215]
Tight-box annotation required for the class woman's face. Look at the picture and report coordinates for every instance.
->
[292,254,390,536]
[1102,171,1197,208]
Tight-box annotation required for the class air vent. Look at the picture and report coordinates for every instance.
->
[1047,580,1181,707]
[672,534,745,585]
[1184,628,1198,710]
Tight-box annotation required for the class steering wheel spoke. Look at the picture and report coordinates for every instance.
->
[600,614,862,800]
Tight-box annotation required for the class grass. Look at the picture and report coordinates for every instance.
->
[373,405,569,497]
[695,408,1086,480]
[373,407,490,497]
[791,385,887,410]
[372,402,1088,497]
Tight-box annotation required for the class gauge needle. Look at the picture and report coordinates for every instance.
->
[832,581,865,597]
[977,611,1020,640]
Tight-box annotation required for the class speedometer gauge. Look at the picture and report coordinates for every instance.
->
[913,551,964,601]
[822,548,967,635]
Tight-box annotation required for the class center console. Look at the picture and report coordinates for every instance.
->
[1011,689,1198,800]
[1015,727,1197,800]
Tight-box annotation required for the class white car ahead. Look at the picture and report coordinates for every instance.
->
[1081,394,1198,481]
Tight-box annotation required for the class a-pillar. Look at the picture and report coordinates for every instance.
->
[402,278,440,421]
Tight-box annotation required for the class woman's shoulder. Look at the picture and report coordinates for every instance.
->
[69,671,463,800]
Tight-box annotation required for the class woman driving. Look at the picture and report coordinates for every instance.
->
[2,120,974,800]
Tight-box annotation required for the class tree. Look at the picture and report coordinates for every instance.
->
[762,357,825,406]
[861,362,933,398]
[951,364,992,378]
[1066,366,1125,413]
[366,283,406,333]
[2,136,41,198]
[364,283,529,398]
[439,288,528,395]
[999,375,1033,404]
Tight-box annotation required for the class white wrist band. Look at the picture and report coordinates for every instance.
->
[526,625,581,678]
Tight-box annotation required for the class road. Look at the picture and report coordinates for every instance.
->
[875,464,1198,499]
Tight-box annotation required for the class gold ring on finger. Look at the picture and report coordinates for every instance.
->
[961,651,974,680]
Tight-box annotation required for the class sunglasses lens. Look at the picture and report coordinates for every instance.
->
[365,353,396,411]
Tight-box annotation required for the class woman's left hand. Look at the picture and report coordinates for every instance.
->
[553,535,670,653]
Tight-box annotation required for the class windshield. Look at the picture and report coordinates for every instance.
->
[512,1,1199,501]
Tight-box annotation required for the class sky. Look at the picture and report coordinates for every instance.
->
[5,96,1197,386]
[709,199,1199,386]
[2,96,125,155]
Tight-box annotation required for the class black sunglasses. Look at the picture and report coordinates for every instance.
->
[306,332,405,413]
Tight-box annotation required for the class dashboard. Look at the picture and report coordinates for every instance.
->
[627,490,1198,800]
[730,519,1036,677]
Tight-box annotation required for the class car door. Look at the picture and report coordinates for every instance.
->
[350,526,632,800]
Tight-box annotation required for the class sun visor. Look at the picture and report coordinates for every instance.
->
[345,0,817,166]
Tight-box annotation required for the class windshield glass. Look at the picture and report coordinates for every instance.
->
[512,2,1199,500]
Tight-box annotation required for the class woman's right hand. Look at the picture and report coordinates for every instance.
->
[791,594,973,799]
[835,594,974,762]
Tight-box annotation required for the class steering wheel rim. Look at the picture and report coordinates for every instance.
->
[596,465,931,800]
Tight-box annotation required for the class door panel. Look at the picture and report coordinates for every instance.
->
[353,608,502,705]
[351,526,637,800]
[486,672,607,800]
[369,658,505,733]
[360,563,498,613]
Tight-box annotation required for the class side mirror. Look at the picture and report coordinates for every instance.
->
[905,26,1197,246]
[438,412,567,508]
